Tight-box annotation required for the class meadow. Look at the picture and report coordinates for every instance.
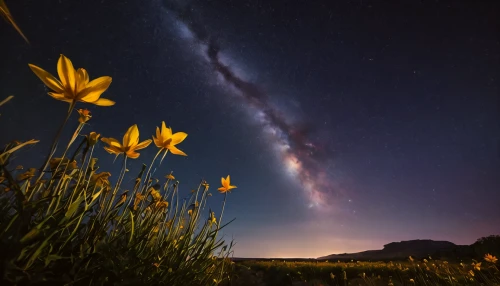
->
[227,256,499,286]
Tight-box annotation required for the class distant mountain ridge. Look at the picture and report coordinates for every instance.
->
[318,239,462,260]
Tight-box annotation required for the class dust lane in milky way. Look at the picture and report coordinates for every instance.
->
[160,1,347,211]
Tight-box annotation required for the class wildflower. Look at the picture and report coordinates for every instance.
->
[77,109,91,123]
[101,124,152,159]
[469,270,475,277]
[484,253,498,263]
[218,175,237,193]
[188,209,193,216]
[202,180,209,190]
[190,201,199,208]
[165,173,175,180]
[155,201,168,209]
[29,55,113,106]
[49,157,77,171]
[149,188,162,202]
[423,258,428,263]
[474,262,481,271]
[87,132,101,146]
[91,172,111,190]
[409,279,415,283]
[17,168,36,181]
[131,193,144,211]
[153,121,188,155]
[152,262,159,268]
[409,256,414,262]
[208,211,217,225]
[116,192,127,207]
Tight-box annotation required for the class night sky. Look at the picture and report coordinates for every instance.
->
[1,0,499,258]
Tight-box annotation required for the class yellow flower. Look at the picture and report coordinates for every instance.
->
[474,262,481,271]
[153,121,187,156]
[91,172,111,191]
[218,175,237,193]
[202,180,209,190]
[87,132,101,146]
[166,173,175,180]
[49,158,77,178]
[188,209,193,216]
[16,168,36,181]
[149,187,162,202]
[155,201,168,209]
[133,193,145,211]
[77,109,92,123]
[101,124,151,159]
[0,0,29,43]
[208,211,217,225]
[484,253,498,264]
[28,54,114,106]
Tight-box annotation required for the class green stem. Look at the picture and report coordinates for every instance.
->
[103,155,127,216]
[36,101,76,182]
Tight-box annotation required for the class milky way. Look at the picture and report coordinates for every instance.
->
[161,0,346,210]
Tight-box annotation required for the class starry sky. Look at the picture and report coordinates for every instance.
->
[0,0,499,258]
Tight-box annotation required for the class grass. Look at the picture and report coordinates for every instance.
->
[227,257,499,286]
[0,54,236,285]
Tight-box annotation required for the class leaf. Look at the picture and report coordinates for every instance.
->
[0,95,13,107]
[64,194,85,219]
[128,212,134,245]
[44,254,65,267]
[0,139,39,164]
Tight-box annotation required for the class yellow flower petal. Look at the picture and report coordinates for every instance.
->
[104,146,122,155]
[79,76,112,102]
[123,125,139,148]
[161,121,172,138]
[126,151,140,159]
[171,132,188,145]
[153,137,162,148]
[28,64,64,93]
[101,137,121,148]
[168,144,187,156]
[92,97,115,106]
[57,54,77,93]
[76,68,89,92]
[135,139,152,150]
[47,92,72,102]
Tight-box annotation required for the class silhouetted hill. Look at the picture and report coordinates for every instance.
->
[318,239,459,261]
[318,235,500,261]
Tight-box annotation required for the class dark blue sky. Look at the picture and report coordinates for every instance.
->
[0,0,499,258]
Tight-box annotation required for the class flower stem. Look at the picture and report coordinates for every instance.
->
[36,101,76,182]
